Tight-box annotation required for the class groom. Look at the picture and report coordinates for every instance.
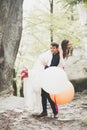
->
[36,42,60,118]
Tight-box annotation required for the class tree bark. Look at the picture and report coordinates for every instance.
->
[0,0,23,93]
[13,69,17,96]
[49,0,53,42]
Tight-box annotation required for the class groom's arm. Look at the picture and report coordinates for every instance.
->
[44,65,49,69]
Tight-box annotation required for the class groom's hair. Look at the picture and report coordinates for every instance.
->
[50,42,59,48]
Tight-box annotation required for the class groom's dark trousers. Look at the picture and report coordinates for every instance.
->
[41,52,60,114]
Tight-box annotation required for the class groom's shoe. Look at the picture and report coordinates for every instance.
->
[54,112,58,118]
[37,112,47,117]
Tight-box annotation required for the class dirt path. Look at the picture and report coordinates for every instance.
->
[0,93,87,130]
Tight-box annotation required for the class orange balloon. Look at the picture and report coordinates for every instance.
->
[50,82,75,105]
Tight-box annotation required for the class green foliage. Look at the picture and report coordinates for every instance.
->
[59,0,87,8]
[23,2,82,46]
[60,0,78,5]
[59,0,87,5]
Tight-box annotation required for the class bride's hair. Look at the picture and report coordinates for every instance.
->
[61,39,70,59]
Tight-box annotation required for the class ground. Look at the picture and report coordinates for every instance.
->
[0,93,87,130]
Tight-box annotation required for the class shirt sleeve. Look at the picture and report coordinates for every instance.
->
[44,65,49,69]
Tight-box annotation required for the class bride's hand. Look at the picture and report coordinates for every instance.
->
[41,61,48,66]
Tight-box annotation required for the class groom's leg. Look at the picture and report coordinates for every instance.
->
[32,89,47,117]
[47,94,58,117]
[41,89,48,113]
[36,89,48,117]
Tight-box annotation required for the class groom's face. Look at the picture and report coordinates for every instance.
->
[50,45,59,54]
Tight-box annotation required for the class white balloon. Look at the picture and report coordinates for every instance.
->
[41,67,69,94]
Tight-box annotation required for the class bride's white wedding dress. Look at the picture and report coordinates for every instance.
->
[23,51,52,113]
[23,69,43,113]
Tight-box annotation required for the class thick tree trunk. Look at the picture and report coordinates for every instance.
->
[0,0,23,93]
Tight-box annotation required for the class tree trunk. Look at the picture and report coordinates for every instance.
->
[49,0,54,42]
[0,0,23,93]
[13,69,17,96]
